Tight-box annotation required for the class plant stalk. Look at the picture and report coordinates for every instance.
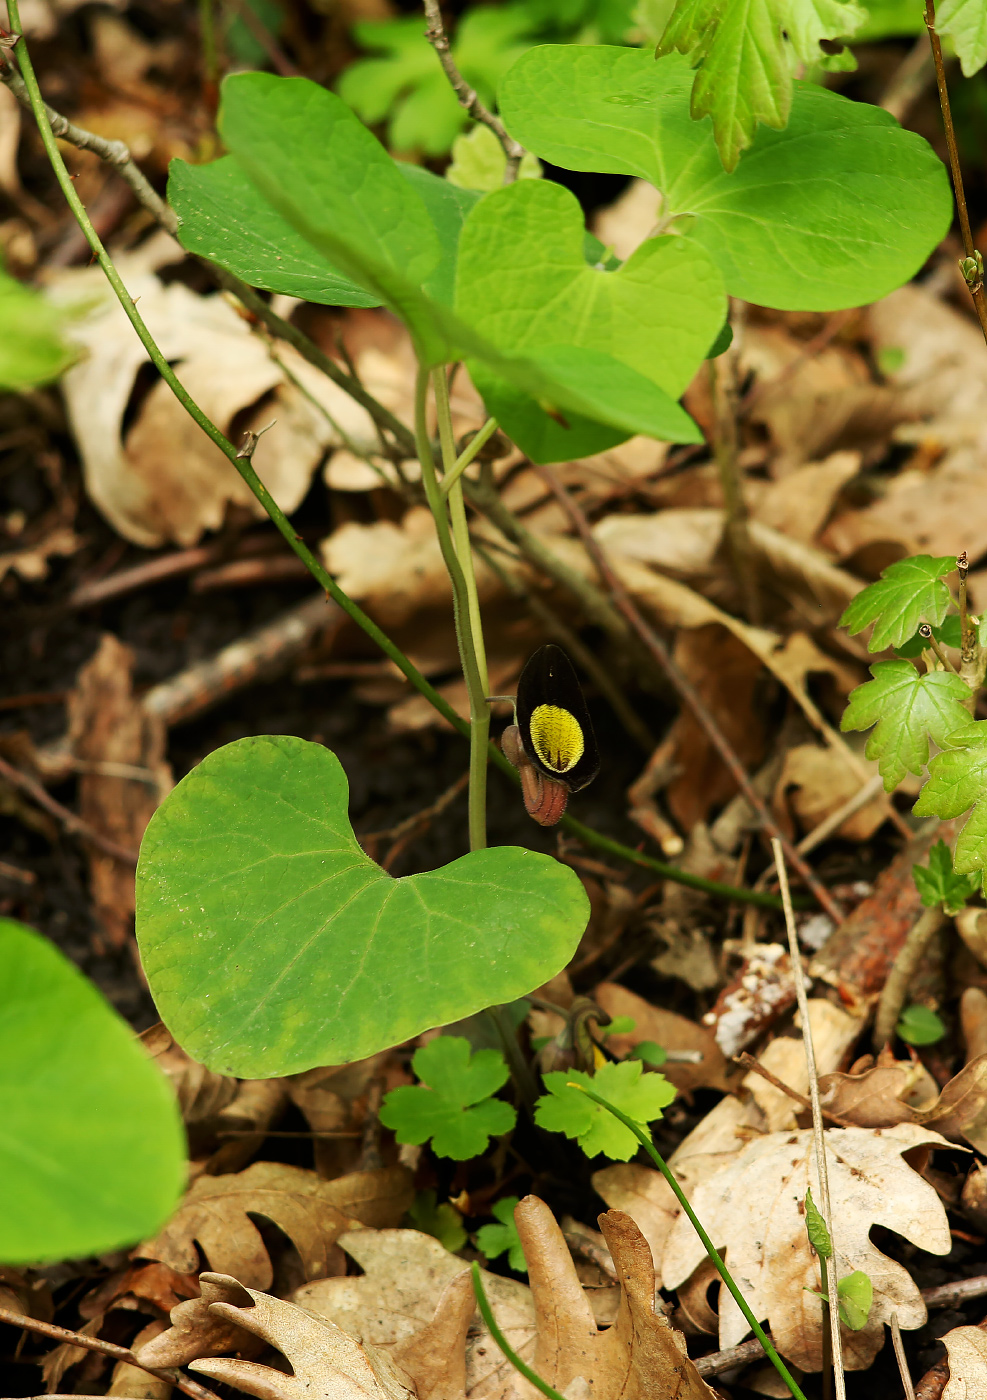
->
[471,1264,566,1400]
[873,904,948,1050]
[440,416,500,497]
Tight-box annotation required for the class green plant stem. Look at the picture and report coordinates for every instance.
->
[471,1263,566,1400]
[415,365,489,851]
[569,1082,809,1400]
[440,416,499,498]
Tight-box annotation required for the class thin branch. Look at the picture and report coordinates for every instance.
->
[537,462,844,925]
[0,1305,219,1400]
[773,838,846,1400]
[795,772,886,857]
[422,0,526,181]
[0,752,138,865]
[873,905,948,1050]
[735,1052,858,1129]
[924,0,987,347]
[891,1313,917,1400]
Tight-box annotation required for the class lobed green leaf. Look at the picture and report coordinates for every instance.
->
[913,839,980,915]
[475,1195,527,1273]
[534,1060,676,1160]
[381,1037,517,1160]
[915,722,987,878]
[840,659,972,791]
[840,554,957,652]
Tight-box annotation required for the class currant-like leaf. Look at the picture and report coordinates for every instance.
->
[475,1195,527,1273]
[379,1036,517,1160]
[936,0,987,77]
[839,554,956,652]
[840,660,972,790]
[534,1060,675,1161]
[913,839,980,915]
[915,721,987,878]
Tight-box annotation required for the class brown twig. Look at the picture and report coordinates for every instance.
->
[0,1305,219,1400]
[873,905,948,1050]
[421,0,526,181]
[734,1052,858,1129]
[68,544,220,609]
[924,0,987,347]
[0,752,138,865]
[892,1313,917,1400]
[535,463,844,924]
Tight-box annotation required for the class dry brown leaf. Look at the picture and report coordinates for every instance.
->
[0,522,82,583]
[108,1321,171,1400]
[294,1227,535,1399]
[65,634,171,947]
[288,1052,399,1180]
[136,1273,264,1371]
[662,1123,952,1371]
[140,1024,239,1124]
[742,999,863,1132]
[943,1326,987,1400]
[751,451,861,543]
[917,1053,987,1152]
[592,981,732,1094]
[141,1162,413,1291]
[817,1062,920,1128]
[80,1260,201,1322]
[593,508,725,580]
[47,250,372,546]
[774,743,885,844]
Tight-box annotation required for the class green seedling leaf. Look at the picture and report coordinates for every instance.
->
[408,1189,468,1252]
[837,1270,874,1330]
[915,722,987,879]
[447,123,542,192]
[895,613,963,658]
[655,0,868,170]
[475,1195,527,1273]
[380,1036,516,1159]
[840,554,956,652]
[217,72,701,450]
[0,918,184,1263]
[456,178,725,460]
[137,736,589,1077]
[804,1187,832,1258]
[913,839,981,915]
[896,1005,947,1047]
[534,1060,676,1160]
[626,1040,668,1066]
[602,1015,636,1037]
[2,264,74,389]
[839,660,973,791]
[936,0,987,77]
[498,47,951,310]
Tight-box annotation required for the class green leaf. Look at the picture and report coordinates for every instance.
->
[655,0,867,170]
[896,1005,947,1047]
[475,1195,527,1273]
[602,1015,637,1037]
[937,0,987,77]
[380,1037,516,1159]
[498,46,952,311]
[853,0,925,40]
[913,839,981,915]
[456,177,725,460]
[1,265,74,389]
[804,1187,832,1259]
[837,1271,874,1330]
[408,1189,468,1252]
[915,722,987,878]
[627,1040,668,1066]
[447,123,542,192]
[894,613,963,659]
[0,918,184,1263]
[839,660,972,790]
[840,554,957,652]
[534,1060,676,1160]
[136,736,589,1077]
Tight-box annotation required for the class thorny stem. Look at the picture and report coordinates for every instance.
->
[568,1084,809,1400]
[415,366,488,850]
[924,0,987,347]
[471,1264,567,1400]
[773,839,846,1400]
[421,0,526,182]
[873,904,948,1050]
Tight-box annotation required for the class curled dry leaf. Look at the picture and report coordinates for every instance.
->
[141,1161,413,1291]
[942,1325,987,1400]
[140,1023,239,1125]
[135,1272,264,1371]
[663,1124,952,1371]
[774,742,886,845]
[742,999,863,1133]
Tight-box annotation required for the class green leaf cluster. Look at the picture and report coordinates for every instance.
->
[839,660,972,791]
[475,1195,527,1272]
[534,1060,676,1160]
[380,1036,516,1159]
[0,263,74,389]
[0,918,185,1263]
[839,555,956,652]
[916,722,987,879]
[408,1189,468,1252]
[913,839,981,915]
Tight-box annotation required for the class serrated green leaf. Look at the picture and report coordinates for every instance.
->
[915,722,987,878]
[475,1195,527,1272]
[853,0,925,40]
[408,1189,468,1252]
[804,1187,832,1258]
[936,0,987,77]
[447,124,542,192]
[0,918,185,1263]
[380,1037,516,1160]
[136,736,590,1076]
[3,265,74,389]
[534,1060,676,1160]
[456,177,725,460]
[498,46,951,311]
[895,613,963,658]
[837,1270,874,1330]
[839,660,972,790]
[896,1004,947,1047]
[913,839,981,915]
[839,554,956,652]
[656,0,867,170]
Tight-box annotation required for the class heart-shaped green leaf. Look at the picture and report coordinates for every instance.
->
[0,917,184,1263]
[499,46,951,310]
[136,736,589,1077]
[456,179,724,460]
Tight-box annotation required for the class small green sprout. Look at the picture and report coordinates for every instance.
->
[475,1196,526,1273]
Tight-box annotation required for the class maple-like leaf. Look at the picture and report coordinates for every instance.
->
[379,1037,516,1160]
[936,0,987,76]
[475,1196,526,1273]
[916,721,987,877]
[657,0,867,170]
[913,839,980,915]
[840,554,956,652]
[840,659,972,790]
[535,1060,676,1161]
[662,1124,951,1371]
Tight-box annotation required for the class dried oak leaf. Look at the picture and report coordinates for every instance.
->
[140,1162,413,1291]
[942,1324,987,1400]
[662,1124,951,1372]
[136,1272,266,1371]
